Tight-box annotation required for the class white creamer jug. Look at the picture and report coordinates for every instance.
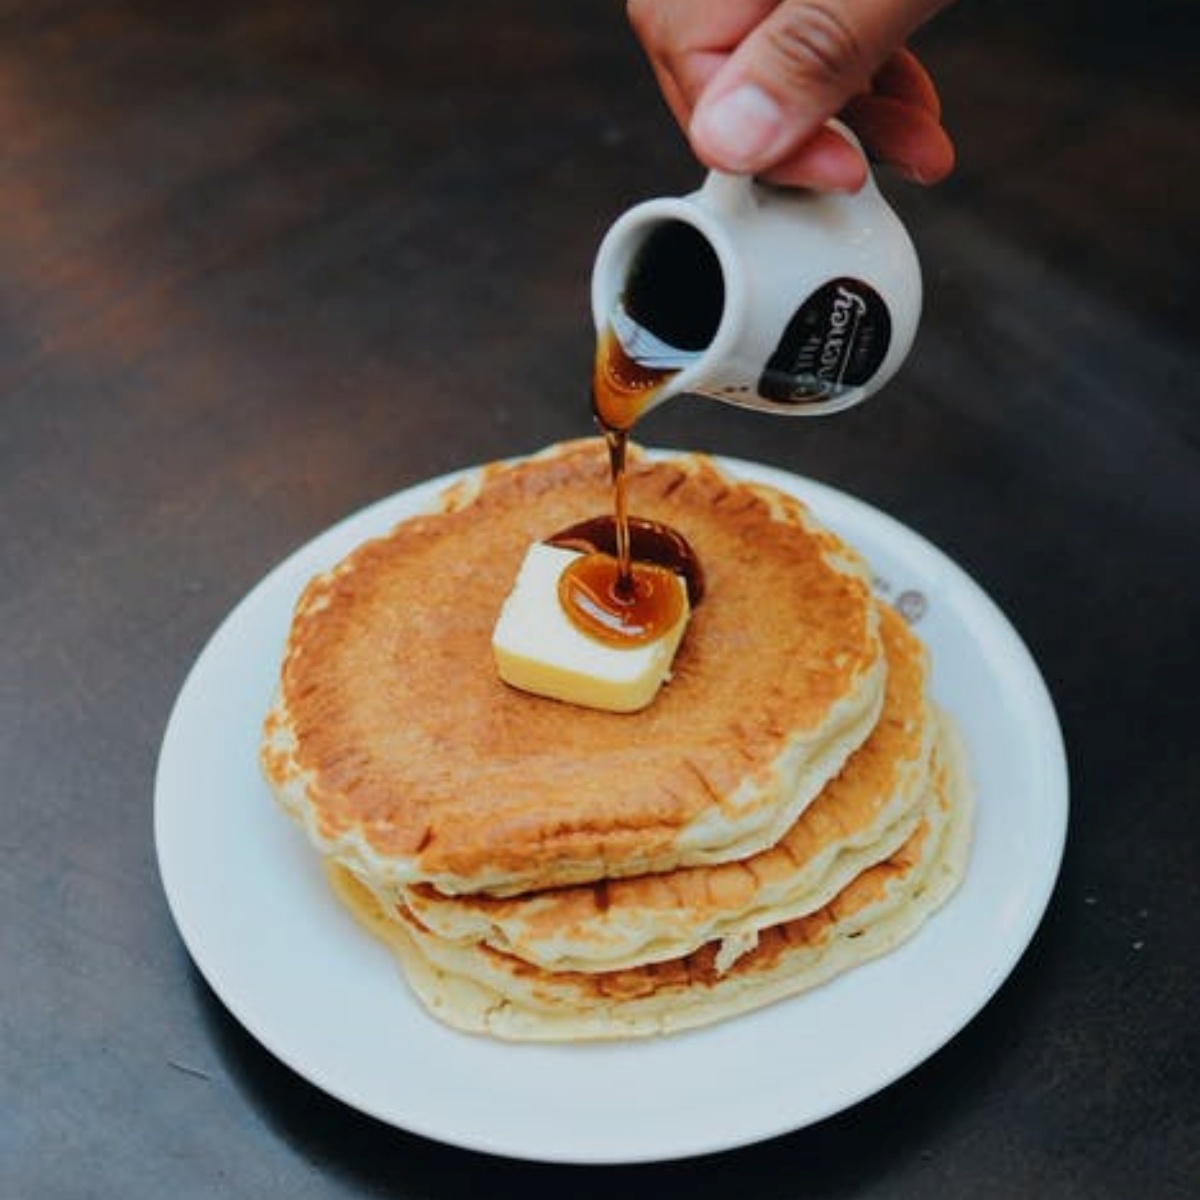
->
[591,128,921,420]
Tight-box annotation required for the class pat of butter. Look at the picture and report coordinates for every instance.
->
[492,543,690,713]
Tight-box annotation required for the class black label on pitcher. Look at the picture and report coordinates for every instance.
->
[758,278,891,405]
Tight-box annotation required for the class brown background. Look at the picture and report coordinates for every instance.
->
[3,1,1198,1196]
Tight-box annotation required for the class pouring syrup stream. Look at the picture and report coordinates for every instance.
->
[591,326,678,597]
[553,220,722,645]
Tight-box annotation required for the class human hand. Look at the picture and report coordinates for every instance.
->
[626,0,956,191]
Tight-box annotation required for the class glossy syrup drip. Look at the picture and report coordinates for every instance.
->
[591,325,679,601]
[556,552,686,648]
[547,325,686,648]
[591,325,676,434]
[546,514,704,606]
[559,222,723,648]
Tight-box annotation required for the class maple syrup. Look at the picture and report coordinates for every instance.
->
[584,329,678,637]
[590,219,724,433]
[556,553,685,648]
[591,326,678,434]
[556,220,723,646]
[575,338,678,648]
[546,515,704,606]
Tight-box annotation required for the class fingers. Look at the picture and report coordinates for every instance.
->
[763,45,952,188]
[870,45,942,119]
[754,123,871,191]
[841,91,954,183]
[629,0,954,189]
[627,0,779,112]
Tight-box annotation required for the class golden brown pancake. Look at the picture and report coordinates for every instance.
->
[399,604,933,972]
[328,713,973,1041]
[262,441,885,895]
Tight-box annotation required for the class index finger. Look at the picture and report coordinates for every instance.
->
[627,0,781,114]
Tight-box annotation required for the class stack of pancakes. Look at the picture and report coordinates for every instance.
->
[261,440,972,1040]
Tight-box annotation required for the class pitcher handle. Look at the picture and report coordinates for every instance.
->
[699,120,879,206]
[697,170,756,217]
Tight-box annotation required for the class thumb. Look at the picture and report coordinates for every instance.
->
[689,0,947,175]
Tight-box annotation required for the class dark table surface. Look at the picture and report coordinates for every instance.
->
[4,1,1199,1195]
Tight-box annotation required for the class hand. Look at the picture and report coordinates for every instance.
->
[627,0,956,190]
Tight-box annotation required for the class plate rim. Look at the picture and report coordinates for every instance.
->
[154,448,1069,1164]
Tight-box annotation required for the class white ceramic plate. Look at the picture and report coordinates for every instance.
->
[154,453,1068,1165]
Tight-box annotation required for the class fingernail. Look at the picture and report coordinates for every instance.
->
[692,84,784,170]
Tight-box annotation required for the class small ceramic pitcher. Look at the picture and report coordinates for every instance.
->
[591,127,922,418]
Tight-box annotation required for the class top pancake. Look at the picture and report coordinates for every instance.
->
[261,440,884,895]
